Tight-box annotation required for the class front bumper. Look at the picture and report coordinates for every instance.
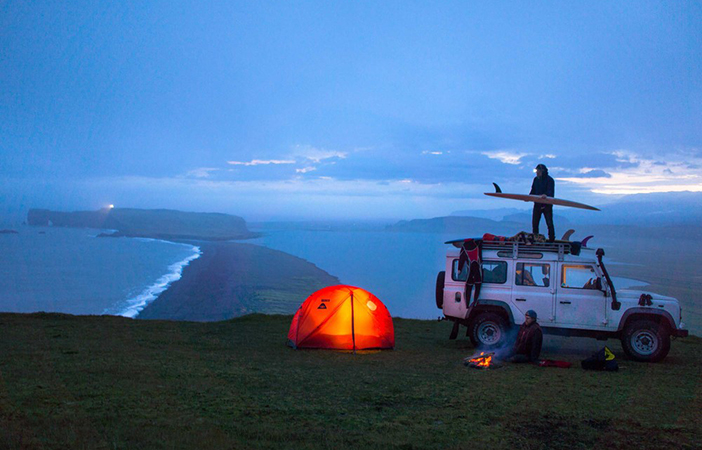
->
[672,328,689,338]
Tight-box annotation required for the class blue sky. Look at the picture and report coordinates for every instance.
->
[1,1,701,221]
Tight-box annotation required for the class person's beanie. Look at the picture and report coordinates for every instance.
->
[526,310,538,320]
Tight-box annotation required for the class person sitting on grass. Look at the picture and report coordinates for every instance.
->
[510,310,543,363]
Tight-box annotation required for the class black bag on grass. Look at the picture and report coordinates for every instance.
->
[581,346,618,371]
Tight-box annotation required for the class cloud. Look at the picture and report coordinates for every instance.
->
[216,145,700,199]
[292,145,347,163]
[481,150,528,165]
[83,175,499,220]
[221,146,349,181]
[568,169,612,178]
[184,168,220,179]
[227,159,295,166]
[83,175,488,205]
[558,150,702,195]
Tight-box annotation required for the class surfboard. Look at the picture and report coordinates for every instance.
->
[485,183,600,211]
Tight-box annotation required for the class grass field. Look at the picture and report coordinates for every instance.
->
[1,313,700,449]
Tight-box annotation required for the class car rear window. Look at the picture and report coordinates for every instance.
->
[452,260,507,284]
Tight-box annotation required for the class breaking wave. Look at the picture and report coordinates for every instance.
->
[115,244,202,318]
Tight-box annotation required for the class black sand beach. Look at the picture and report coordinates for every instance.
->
[137,242,339,321]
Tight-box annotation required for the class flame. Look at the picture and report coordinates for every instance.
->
[469,351,493,368]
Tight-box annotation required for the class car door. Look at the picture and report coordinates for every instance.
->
[555,263,607,329]
[511,261,555,324]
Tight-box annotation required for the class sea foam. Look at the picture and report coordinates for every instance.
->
[115,244,202,318]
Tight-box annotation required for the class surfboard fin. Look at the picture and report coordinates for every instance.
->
[492,183,502,193]
[581,235,594,247]
[561,229,575,241]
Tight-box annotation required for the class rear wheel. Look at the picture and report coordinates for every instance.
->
[468,312,509,349]
[621,319,670,362]
[435,271,445,309]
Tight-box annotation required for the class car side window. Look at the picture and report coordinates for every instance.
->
[561,265,598,289]
[515,262,550,287]
[482,261,507,284]
[452,260,507,284]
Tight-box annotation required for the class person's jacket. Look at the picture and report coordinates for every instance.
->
[530,174,555,198]
[514,321,543,362]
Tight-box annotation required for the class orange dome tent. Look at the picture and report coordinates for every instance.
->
[287,285,394,350]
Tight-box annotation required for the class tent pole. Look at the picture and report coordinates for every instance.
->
[350,290,356,355]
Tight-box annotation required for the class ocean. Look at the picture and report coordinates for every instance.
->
[2,224,684,327]
[251,229,452,319]
[0,226,200,317]
[249,229,653,320]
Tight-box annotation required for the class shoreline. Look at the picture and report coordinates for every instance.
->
[114,241,202,318]
[135,240,340,321]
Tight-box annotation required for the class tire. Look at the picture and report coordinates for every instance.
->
[468,312,509,349]
[621,319,671,362]
[435,271,445,309]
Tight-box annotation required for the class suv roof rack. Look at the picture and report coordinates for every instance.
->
[446,238,583,260]
[486,240,581,260]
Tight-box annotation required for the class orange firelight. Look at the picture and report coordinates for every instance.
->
[468,351,493,368]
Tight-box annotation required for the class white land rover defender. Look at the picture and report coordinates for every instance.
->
[435,238,689,362]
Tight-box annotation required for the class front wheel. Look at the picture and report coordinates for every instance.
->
[468,312,509,349]
[621,320,670,362]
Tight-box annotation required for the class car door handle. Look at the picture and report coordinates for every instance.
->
[559,301,572,304]
[516,298,527,302]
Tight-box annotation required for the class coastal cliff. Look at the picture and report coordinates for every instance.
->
[27,208,257,241]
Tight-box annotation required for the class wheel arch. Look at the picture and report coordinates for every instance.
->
[618,308,676,333]
[469,300,515,325]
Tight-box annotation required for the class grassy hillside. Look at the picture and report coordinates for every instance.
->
[1,313,700,449]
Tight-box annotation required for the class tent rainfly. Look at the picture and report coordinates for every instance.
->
[287,285,394,350]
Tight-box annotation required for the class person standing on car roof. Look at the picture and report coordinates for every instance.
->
[510,310,543,363]
[530,163,555,242]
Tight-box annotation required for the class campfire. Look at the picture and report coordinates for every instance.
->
[464,351,496,369]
